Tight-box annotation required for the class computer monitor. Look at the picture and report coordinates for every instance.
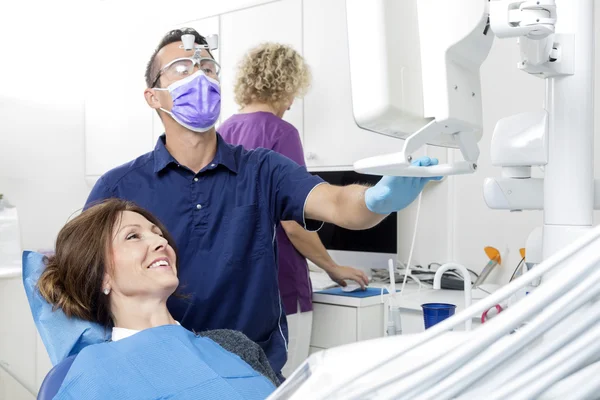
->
[310,170,397,272]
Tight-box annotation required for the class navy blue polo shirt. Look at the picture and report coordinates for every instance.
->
[84,133,324,374]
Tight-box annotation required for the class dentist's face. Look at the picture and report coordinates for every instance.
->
[107,211,178,299]
[153,43,217,110]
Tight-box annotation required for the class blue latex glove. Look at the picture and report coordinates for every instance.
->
[365,156,442,214]
[22,251,108,366]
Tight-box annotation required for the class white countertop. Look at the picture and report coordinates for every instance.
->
[312,285,394,307]
[394,285,475,313]
[312,277,479,319]
[0,266,22,279]
[0,258,22,278]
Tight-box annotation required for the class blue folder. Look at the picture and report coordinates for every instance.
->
[315,287,399,298]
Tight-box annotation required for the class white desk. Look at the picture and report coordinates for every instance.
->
[0,266,22,279]
[309,277,482,354]
[309,288,392,354]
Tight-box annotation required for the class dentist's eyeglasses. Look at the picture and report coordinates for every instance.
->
[152,57,220,88]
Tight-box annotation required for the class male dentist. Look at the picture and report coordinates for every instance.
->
[85,28,440,380]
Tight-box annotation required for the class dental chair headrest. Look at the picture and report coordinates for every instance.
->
[22,251,109,366]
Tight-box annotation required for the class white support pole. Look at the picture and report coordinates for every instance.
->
[543,0,595,276]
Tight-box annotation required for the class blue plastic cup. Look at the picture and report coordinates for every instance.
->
[421,303,457,329]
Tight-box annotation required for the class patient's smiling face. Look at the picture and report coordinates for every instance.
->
[37,199,182,328]
[106,211,179,299]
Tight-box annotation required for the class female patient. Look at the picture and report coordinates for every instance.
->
[37,198,277,399]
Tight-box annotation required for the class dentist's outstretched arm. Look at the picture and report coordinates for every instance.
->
[305,157,441,230]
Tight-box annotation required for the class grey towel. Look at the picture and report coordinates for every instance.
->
[199,329,281,387]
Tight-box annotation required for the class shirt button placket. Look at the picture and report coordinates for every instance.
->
[192,175,202,216]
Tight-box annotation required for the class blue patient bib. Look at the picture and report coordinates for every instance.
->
[54,325,276,400]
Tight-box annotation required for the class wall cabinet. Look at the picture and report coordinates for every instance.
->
[85,0,402,184]
[219,0,304,139]
[84,13,160,179]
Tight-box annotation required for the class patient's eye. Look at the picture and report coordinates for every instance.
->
[126,233,140,240]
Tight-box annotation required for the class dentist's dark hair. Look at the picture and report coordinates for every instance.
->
[37,199,178,327]
[145,28,213,88]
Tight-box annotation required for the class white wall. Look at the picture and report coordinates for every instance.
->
[0,2,89,398]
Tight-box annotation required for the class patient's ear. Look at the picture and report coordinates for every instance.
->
[102,273,111,293]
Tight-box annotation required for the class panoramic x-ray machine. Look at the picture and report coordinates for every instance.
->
[267,1,600,399]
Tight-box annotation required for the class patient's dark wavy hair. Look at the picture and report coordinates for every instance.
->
[37,199,179,327]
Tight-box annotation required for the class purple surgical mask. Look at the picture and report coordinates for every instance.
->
[156,70,221,132]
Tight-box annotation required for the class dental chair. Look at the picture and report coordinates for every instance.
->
[37,355,76,400]
[22,251,109,399]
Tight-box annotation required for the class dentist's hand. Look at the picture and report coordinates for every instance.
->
[365,156,442,214]
[326,265,370,290]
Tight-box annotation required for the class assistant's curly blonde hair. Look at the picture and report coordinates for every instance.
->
[234,42,312,109]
